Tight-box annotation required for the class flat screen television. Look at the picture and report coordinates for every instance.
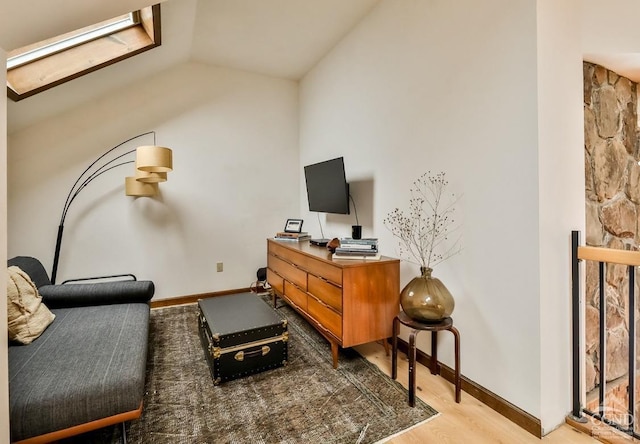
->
[304,157,350,215]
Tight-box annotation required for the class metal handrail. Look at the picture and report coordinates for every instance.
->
[571,230,638,437]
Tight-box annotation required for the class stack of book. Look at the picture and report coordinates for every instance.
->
[274,231,311,242]
[332,238,380,260]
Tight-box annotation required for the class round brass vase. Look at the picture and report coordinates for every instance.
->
[400,267,455,322]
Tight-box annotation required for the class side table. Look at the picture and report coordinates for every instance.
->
[392,311,461,406]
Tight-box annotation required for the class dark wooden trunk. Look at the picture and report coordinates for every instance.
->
[197,293,288,385]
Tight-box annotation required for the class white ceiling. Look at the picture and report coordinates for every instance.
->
[4,0,640,133]
[190,0,381,80]
[2,0,380,134]
[0,0,162,51]
[580,0,640,83]
[0,0,380,77]
[584,54,640,83]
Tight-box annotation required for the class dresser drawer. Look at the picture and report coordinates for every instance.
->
[301,257,342,286]
[308,296,342,338]
[267,268,283,294]
[268,255,307,290]
[269,241,307,267]
[308,274,342,312]
[284,281,307,311]
[268,239,342,285]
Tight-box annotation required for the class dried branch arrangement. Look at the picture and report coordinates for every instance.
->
[384,171,461,269]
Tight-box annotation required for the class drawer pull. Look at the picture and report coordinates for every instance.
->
[311,295,331,310]
[311,274,341,289]
[287,297,303,312]
[313,318,334,337]
[235,345,271,361]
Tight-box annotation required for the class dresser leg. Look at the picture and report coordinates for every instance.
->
[331,342,339,369]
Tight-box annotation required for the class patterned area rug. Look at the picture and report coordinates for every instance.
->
[64,295,438,443]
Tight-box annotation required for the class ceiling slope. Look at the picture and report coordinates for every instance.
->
[190,0,380,79]
[6,0,198,134]
[5,0,380,134]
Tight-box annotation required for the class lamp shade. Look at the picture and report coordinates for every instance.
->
[136,145,173,172]
[125,177,158,196]
[136,170,167,183]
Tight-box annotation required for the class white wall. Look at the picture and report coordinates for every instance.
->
[581,0,640,53]
[1,45,10,444]
[300,0,547,422]
[537,0,584,433]
[8,62,300,299]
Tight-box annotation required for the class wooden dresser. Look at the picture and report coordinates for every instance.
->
[266,238,400,368]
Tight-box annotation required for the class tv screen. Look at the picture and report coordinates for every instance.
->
[304,157,350,215]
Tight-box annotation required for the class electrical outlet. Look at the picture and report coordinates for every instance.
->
[216,262,223,272]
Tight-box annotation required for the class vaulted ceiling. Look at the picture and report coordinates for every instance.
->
[2,0,380,134]
[4,0,640,135]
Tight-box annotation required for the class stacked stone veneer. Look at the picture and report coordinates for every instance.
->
[584,61,640,400]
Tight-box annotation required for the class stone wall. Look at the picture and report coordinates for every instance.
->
[584,62,639,395]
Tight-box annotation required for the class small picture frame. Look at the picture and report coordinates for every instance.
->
[284,219,304,233]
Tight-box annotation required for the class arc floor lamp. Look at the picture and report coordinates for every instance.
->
[51,131,173,284]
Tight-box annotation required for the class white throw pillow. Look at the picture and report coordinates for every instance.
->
[7,266,55,344]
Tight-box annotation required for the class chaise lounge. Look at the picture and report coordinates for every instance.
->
[7,256,154,443]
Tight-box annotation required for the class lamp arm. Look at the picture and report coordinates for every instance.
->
[74,151,136,191]
[51,131,156,284]
[58,131,155,226]
[62,160,135,223]
[52,159,136,284]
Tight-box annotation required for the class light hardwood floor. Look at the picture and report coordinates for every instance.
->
[354,342,600,444]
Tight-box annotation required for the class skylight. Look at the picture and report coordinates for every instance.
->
[7,14,138,70]
[6,5,161,101]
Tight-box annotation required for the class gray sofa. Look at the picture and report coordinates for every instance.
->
[7,256,154,443]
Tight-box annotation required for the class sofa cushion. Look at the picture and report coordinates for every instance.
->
[7,266,55,344]
[8,303,149,442]
[39,280,155,308]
